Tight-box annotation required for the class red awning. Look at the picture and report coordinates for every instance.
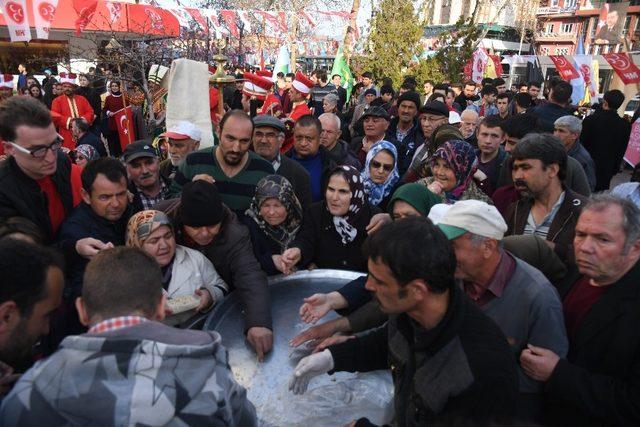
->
[0,0,180,36]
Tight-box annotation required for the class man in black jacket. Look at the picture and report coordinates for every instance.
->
[252,115,312,209]
[0,97,84,245]
[318,113,361,170]
[290,218,518,426]
[159,181,273,361]
[123,140,170,211]
[581,89,631,191]
[385,91,423,176]
[56,158,133,338]
[520,194,640,426]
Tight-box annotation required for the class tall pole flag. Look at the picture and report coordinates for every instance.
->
[331,46,354,103]
[271,45,290,82]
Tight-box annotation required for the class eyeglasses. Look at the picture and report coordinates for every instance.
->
[254,131,280,141]
[370,160,393,172]
[8,136,63,158]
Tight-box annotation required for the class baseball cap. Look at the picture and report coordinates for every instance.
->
[420,101,449,117]
[161,121,202,141]
[122,140,158,163]
[436,200,508,241]
[361,106,390,121]
[253,115,286,132]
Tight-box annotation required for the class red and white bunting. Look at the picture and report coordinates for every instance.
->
[105,1,123,24]
[549,56,580,81]
[33,0,58,39]
[220,9,238,38]
[602,53,640,85]
[1,0,31,42]
[300,10,316,27]
[237,10,252,32]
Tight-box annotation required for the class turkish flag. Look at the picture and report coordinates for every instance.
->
[72,0,98,34]
[602,53,640,85]
[114,106,135,151]
[549,56,580,81]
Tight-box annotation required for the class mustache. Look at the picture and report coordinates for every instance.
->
[139,172,154,180]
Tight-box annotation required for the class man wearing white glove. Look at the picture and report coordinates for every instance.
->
[289,349,334,395]
[288,217,519,425]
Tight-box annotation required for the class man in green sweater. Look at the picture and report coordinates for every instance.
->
[169,110,273,216]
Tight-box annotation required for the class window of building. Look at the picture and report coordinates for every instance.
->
[589,17,597,37]
[556,47,570,55]
[561,23,574,33]
[546,23,555,33]
[540,47,550,55]
[624,16,632,32]
[550,0,559,6]
[564,0,577,7]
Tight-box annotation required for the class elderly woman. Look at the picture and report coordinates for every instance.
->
[362,140,400,210]
[126,210,228,316]
[243,175,303,276]
[282,165,381,273]
[74,144,99,168]
[419,139,491,204]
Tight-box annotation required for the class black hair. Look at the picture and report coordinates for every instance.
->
[82,247,162,319]
[511,133,567,181]
[493,77,506,87]
[528,81,542,89]
[362,71,373,79]
[276,72,284,78]
[362,217,456,294]
[429,93,446,103]
[220,109,254,134]
[604,89,625,110]
[433,83,449,92]
[501,113,539,139]
[479,115,504,130]
[481,77,494,86]
[464,80,476,88]
[382,77,394,87]
[481,84,498,97]
[81,157,127,193]
[314,69,328,83]
[285,72,295,79]
[514,92,532,109]
[400,81,414,91]
[294,114,322,135]
[72,118,90,133]
[0,97,52,141]
[424,79,434,86]
[518,82,528,89]
[550,81,573,104]
[0,239,63,317]
[331,74,341,80]
[380,85,395,97]
[0,217,44,244]
[497,92,510,101]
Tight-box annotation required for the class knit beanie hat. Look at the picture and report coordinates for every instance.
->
[180,181,224,227]
[397,91,421,110]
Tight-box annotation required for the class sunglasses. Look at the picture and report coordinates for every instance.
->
[8,135,63,159]
[370,160,393,172]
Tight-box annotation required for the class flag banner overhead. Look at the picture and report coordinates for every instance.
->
[1,0,31,42]
[549,56,580,81]
[602,53,640,84]
[33,0,58,39]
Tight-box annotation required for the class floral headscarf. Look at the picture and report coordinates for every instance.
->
[245,175,303,249]
[126,210,173,248]
[429,139,478,203]
[329,165,367,245]
[362,140,400,206]
[75,144,98,162]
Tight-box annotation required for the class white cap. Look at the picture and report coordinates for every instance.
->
[449,110,461,124]
[161,120,202,141]
[427,203,452,225]
[436,200,507,241]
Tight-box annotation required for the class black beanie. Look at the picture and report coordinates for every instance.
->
[180,181,224,227]
[397,91,421,110]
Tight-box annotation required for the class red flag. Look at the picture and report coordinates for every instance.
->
[549,56,580,81]
[114,106,135,151]
[602,53,640,84]
[220,9,238,38]
[72,0,98,34]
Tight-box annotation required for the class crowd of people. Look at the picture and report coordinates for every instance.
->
[0,62,639,427]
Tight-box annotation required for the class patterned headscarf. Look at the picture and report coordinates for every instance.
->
[429,139,478,203]
[362,141,400,206]
[245,175,303,249]
[75,144,98,162]
[126,210,173,248]
[329,165,367,245]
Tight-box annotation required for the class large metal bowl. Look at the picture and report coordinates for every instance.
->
[204,269,395,427]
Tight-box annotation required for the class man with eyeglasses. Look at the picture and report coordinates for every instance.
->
[252,115,311,209]
[0,97,84,244]
[318,113,361,170]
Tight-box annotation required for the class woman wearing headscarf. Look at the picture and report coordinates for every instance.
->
[126,210,229,317]
[242,175,303,275]
[74,144,99,168]
[418,139,491,204]
[281,165,381,273]
[387,182,441,220]
[362,141,401,210]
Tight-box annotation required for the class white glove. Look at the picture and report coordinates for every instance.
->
[289,349,334,395]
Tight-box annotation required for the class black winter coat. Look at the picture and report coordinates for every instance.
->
[291,201,381,272]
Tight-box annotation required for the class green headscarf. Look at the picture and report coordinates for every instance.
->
[387,183,440,217]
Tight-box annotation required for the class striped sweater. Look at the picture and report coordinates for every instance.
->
[169,147,274,215]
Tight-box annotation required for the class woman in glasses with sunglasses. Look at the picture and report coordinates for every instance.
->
[362,140,400,210]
